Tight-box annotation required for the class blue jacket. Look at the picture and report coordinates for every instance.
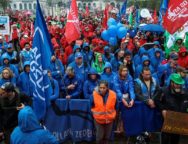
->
[67,45,81,64]
[68,61,90,82]
[49,59,64,82]
[0,77,16,87]
[149,48,164,71]
[113,74,135,101]
[100,62,116,89]
[110,49,123,72]
[102,46,114,62]
[157,63,176,84]
[49,78,59,101]
[17,71,33,97]
[60,74,82,99]
[133,47,148,69]
[83,68,100,99]
[135,56,155,78]
[82,42,93,65]
[0,53,19,79]
[10,106,58,144]
[19,49,33,68]
[135,77,158,102]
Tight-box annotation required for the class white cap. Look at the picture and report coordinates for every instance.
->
[0,36,3,39]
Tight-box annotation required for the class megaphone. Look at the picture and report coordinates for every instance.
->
[140,8,151,18]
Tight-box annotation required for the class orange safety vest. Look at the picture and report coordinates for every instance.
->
[91,90,117,124]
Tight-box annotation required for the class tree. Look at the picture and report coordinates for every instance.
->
[0,0,10,14]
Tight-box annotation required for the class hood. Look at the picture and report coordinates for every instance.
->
[18,106,41,132]
[154,48,163,56]
[141,55,150,64]
[73,44,81,52]
[179,47,187,54]
[94,52,104,64]
[104,46,110,52]
[23,61,30,68]
[88,68,100,79]
[82,42,89,49]
[139,47,147,56]
[1,53,10,61]
[104,62,112,70]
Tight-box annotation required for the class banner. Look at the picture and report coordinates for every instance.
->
[120,101,163,136]
[162,111,188,135]
[65,0,80,44]
[0,16,10,35]
[163,0,188,34]
[30,0,53,120]
[45,99,95,143]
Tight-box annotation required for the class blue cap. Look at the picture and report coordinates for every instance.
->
[75,52,83,59]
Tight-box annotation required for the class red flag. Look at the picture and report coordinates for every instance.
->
[163,0,188,34]
[65,0,80,44]
[102,4,109,29]
[85,6,90,17]
[153,9,158,24]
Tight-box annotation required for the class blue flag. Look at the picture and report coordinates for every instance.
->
[159,0,169,14]
[30,0,53,120]
[121,0,127,17]
[159,0,169,24]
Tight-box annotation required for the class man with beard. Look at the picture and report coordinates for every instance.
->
[155,73,188,144]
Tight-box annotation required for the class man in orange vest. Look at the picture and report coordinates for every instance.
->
[91,80,117,144]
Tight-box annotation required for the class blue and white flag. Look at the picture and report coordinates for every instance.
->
[121,0,127,17]
[30,0,53,120]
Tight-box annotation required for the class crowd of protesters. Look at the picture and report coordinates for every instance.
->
[0,7,188,144]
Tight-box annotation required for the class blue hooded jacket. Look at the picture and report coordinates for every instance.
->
[83,68,100,99]
[133,47,148,68]
[110,49,123,72]
[0,53,19,79]
[49,57,64,85]
[82,42,93,65]
[67,45,81,64]
[149,48,164,71]
[17,61,34,97]
[113,73,135,101]
[135,56,155,78]
[10,106,58,144]
[60,74,83,99]
[100,62,116,89]
[68,60,90,82]
[102,46,114,62]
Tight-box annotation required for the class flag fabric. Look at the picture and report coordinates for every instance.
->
[30,0,53,120]
[65,0,80,44]
[121,0,127,17]
[85,6,89,17]
[102,4,109,29]
[160,0,169,14]
[163,0,188,34]
[128,12,133,26]
[153,9,158,24]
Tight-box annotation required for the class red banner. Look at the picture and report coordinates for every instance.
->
[65,0,80,44]
[163,0,188,34]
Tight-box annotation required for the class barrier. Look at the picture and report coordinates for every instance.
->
[45,99,163,142]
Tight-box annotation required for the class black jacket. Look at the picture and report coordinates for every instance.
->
[0,92,32,132]
[155,86,188,113]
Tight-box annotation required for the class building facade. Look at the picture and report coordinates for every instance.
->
[9,0,124,16]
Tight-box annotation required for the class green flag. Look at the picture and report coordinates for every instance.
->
[129,12,133,26]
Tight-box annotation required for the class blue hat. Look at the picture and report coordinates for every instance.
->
[75,52,83,59]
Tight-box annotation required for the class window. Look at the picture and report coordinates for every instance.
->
[13,4,17,9]
[33,3,36,9]
[88,3,91,10]
[83,3,86,9]
[93,3,96,8]
[24,3,27,10]
[29,3,32,9]
[19,3,23,10]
